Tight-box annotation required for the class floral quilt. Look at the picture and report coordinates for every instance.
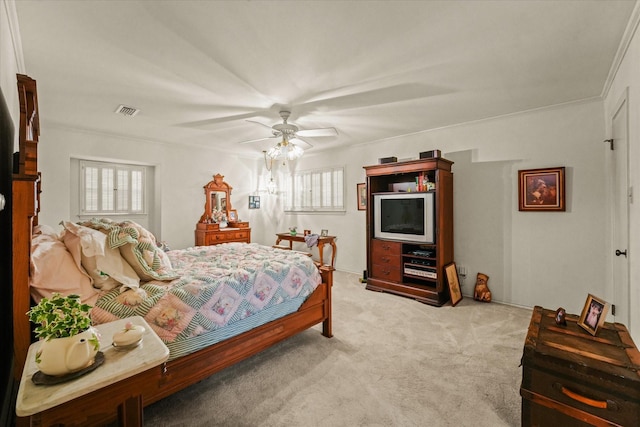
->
[90,243,321,360]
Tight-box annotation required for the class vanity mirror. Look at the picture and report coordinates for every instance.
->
[196,174,251,246]
[199,173,233,223]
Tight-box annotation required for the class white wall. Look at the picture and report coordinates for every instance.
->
[286,100,607,318]
[37,125,257,251]
[1,0,23,131]
[603,5,640,345]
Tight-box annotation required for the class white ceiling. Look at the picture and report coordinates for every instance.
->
[15,0,637,158]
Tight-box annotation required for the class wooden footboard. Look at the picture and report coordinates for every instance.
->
[145,270,332,406]
[12,75,333,426]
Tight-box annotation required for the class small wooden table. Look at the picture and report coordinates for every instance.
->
[275,233,337,268]
[16,316,169,427]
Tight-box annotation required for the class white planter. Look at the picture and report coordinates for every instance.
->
[36,327,99,376]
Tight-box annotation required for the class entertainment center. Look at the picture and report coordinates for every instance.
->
[364,157,453,306]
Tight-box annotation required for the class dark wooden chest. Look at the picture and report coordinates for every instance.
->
[520,306,640,427]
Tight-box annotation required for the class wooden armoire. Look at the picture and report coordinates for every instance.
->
[364,157,454,306]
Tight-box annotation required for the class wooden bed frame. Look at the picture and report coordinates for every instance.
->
[12,75,333,425]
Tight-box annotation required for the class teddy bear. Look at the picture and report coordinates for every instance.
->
[474,272,492,302]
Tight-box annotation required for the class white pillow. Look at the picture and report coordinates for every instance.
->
[79,218,179,282]
[30,233,98,304]
[61,221,140,290]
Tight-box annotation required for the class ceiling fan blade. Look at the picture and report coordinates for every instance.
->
[178,110,270,128]
[291,136,313,149]
[296,127,338,137]
[246,119,274,130]
[295,83,441,115]
[238,135,279,145]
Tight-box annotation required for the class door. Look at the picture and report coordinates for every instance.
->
[611,94,630,325]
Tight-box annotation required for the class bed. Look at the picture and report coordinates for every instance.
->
[11,74,333,425]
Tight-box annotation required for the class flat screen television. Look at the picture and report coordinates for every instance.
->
[373,192,435,243]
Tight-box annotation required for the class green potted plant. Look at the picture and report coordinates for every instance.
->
[27,293,100,376]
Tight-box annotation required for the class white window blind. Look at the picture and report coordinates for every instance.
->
[80,160,146,215]
[285,166,345,212]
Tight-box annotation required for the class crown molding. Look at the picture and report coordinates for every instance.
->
[3,0,25,73]
[602,1,640,99]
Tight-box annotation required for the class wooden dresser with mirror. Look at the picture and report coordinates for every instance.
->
[195,173,251,246]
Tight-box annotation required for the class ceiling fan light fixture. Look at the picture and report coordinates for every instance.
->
[266,144,282,159]
[284,143,304,161]
[266,138,304,161]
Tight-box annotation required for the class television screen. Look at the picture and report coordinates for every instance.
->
[374,192,434,243]
[380,197,425,235]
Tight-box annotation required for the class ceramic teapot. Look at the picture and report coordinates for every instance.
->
[36,327,99,376]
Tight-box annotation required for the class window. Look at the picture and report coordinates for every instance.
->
[80,160,146,215]
[284,166,345,212]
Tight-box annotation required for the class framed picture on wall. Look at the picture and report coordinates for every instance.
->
[249,196,260,209]
[518,166,565,211]
[357,183,367,211]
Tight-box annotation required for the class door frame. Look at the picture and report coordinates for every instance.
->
[607,87,630,324]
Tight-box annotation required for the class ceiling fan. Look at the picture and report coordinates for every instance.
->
[239,110,338,149]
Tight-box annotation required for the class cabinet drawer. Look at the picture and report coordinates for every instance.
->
[371,263,402,282]
[206,234,220,244]
[234,231,249,239]
[371,239,401,282]
[206,231,250,245]
[372,240,401,265]
[373,253,401,268]
[229,221,249,228]
[206,233,230,244]
[522,367,640,426]
[371,239,401,255]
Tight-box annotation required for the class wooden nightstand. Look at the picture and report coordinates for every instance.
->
[16,316,169,427]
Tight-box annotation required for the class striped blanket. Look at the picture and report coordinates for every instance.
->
[90,243,321,360]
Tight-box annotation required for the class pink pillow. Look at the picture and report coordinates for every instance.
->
[30,233,98,304]
[33,223,58,237]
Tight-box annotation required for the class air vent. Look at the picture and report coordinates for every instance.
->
[114,105,140,117]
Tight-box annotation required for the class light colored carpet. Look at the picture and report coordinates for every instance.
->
[144,270,532,426]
